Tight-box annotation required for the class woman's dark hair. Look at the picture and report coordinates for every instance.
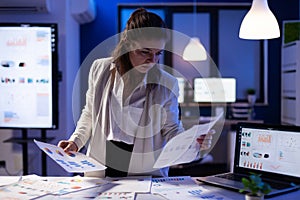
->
[126,7,167,30]
[112,8,169,74]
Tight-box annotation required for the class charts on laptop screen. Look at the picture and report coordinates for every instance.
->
[194,78,236,103]
[0,23,58,129]
[238,127,300,178]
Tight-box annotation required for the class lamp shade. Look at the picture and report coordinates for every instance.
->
[239,0,280,39]
[183,37,207,61]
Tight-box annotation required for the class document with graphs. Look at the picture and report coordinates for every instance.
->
[153,112,223,168]
[34,140,106,173]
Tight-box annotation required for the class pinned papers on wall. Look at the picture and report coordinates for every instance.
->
[34,140,106,173]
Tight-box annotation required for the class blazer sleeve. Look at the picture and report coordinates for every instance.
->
[68,60,98,150]
[160,76,185,142]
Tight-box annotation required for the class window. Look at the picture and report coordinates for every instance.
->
[118,3,266,103]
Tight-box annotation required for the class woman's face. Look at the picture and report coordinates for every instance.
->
[129,39,166,73]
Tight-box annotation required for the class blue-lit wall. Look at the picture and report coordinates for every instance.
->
[80,0,300,124]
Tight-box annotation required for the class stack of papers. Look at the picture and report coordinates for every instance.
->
[0,175,152,200]
[0,175,232,199]
[151,176,231,200]
[0,175,109,199]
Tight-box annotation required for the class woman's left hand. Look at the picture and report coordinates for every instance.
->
[196,129,215,150]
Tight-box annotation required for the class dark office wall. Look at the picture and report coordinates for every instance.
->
[256,0,299,123]
[80,0,299,124]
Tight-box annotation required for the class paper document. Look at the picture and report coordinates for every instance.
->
[104,176,152,193]
[151,176,230,199]
[151,176,199,193]
[155,185,231,200]
[34,140,106,173]
[153,113,223,168]
[45,185,136,200]
[0,175,109,200]
[42,176,151,199]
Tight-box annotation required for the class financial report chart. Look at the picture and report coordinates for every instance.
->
[239,128,300,178]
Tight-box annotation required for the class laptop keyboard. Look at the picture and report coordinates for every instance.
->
[216,173,246,181]
[216,173,293,190]
[267,181,292,190]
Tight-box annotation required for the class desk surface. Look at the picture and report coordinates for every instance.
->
[0,176,299,200]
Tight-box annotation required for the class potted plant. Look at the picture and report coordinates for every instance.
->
[247,88,256,95]
[239,173,272,200]
[246,88,256,106]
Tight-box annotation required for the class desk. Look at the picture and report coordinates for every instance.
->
[0,176,299,199]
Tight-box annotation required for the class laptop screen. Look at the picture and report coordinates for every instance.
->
[234,123,300,181]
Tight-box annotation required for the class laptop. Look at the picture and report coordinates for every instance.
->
[198,122,300,198]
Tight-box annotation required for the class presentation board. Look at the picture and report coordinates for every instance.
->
[0,23,58,129]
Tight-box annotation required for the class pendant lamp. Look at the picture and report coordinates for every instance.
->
[239,0,280,39]
[183,37,207,61]
[183,1,207,61]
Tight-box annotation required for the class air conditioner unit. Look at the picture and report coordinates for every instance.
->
[0,0,50,13]
[71,0,96,24]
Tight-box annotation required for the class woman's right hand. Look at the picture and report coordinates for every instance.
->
[57,140,78,152]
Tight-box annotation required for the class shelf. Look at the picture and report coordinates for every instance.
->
[281,36,300,126]
[3,137,55,144]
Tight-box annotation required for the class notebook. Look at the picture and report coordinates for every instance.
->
[198,122,300,198]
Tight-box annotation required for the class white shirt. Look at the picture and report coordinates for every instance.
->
[107,69,147,144]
